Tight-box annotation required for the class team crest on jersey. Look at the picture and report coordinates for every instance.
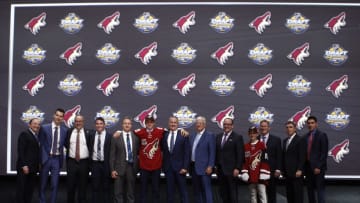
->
[23,73,45,96]
[20,106,45,124]
[288,106,311,130]
[171,43,197,64]
[173,73,196,96]
[211,105,235,129]
[64,105,81,128]
[134,105,158,128]
[133,74,158,96]
[287,42,310,66]
[209,74,235,96]
[173,11,196,34]
[173,106,197,128]
[248,43,273,65]
[328,139,349,163]
[24,12,46,35]
[211,42,234,65]
[324,12,346,35]
[248,107,274,127]
[326,75,348,98]
[133,12,159,33]
[323,44,348,66]
[22,44,46,65]
[60,42,82,65]
[135,42,158,65]
[249,11,271,34]
[209,12,234,33]
[96,73,119,96]
[325,107,350,130]
[95,43,120,64]
[96,106,120,128]
[249,74,272,97]
[286,75,311,97]
[59,13,84,34]
[285,12,310,34]
[58,74,83,96]
[97,11,120,34]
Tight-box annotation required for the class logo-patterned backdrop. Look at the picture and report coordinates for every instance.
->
[7,2,360,178]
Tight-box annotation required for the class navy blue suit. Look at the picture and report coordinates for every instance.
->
[190,130,216,203]
[39,123,67,203]
[162,130,190,203]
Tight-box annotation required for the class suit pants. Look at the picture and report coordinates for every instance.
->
[305,164,325,203]
[67,158,89,203]
[40,156,61,203]
[114,163,136,203]
[91,161,111,203]
[266,175,278,203]
[164,168,189,203]
[190,163,213,203]
[285,176,304,203]
[217,170,238,203]
[139,169,160,203]
[16,170,37,203]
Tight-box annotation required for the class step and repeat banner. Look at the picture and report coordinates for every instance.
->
[7,2,360,178]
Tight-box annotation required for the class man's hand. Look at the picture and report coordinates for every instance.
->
[205,166,213,175]
[179,169,187,175]
[295,170,302,178]
[314,168,321,175]
[22,166,29,174]
[274,170,281,178]
[233,169,240,177]
[180,129,189,137]
[113,131,121,138]
[111,171,118,179]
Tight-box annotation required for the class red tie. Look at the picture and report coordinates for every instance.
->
[307,132,313,160]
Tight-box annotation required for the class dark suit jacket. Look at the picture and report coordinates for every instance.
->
[89,130,112,176]
[190,130,216,175]
[65,128,92,159]
[283,134,306,178]
[264,134,282,173]
[305,129,328,171]
[162,130,191,172]
[16,129,40,173]
[109,131,139,176]
[215,131,244,175]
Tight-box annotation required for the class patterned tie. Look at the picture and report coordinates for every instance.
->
[51,126,58,155]
[97,133,102,161]
[170,131,175,153]
[75,129,80,161]
[221,133,227,148]
[126,133,133,163]
[307,132,313,160]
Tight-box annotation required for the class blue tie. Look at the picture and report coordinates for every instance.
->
[170,131,175,153]
[126,133,133,163]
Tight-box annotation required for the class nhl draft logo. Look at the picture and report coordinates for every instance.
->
[22,44,46,65]
[248,43,273,65]
[96,106,120,128]
[173,106,197,128]
[248,107,274,127]
[326,75,348,98]
[95,43,120,65]
[285,12,310,34]
[173,73,196,96]
[135,42,158,65]
[325,107,350,130]
[323,44,348,66]
[328,139,349,163]
[23,73,45,96]
[211,42,234,65]
[97,11,120,34]
[173,11,196,34]
[209,12,234,33]
[211,106,235,129]
[171,43,197,64]
[287,42,310,66]
[286,75,311,97]
[209,74,235,96]
[64,105,81,128]
[96,73,119,96]
[133,74,158,96]
[249,74,272,97]
[324,12,346,35]
[24,12,46,35]
[134,105,157,128]
[58,74,83,96]
[59,13,84,34]
[133,12,159,33]
[60,42,82,65]
[20,106,45,124]
[288,106,311,130]
[249,11,271,34]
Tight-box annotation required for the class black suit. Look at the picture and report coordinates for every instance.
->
[16,129,40,203]
[283,134,306,203]
[215,131,244,203]
[304,129,328,203]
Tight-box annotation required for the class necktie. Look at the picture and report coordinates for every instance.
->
[221,133,227,148]
[307,132,313,160]
[75,129,80,161]
[191,133,201,161]
[51,126,58,155]
[261,136,267,146]
[170,131,175,153]
[126,133,133,163]
[286,138,291,151]
[97,133,102,161]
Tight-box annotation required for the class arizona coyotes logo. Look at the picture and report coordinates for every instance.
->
[250,150,262,170]
[96,73,119,96]
[135,42,158,65]
[97,11,120,34]
[326,75,348,98]
[143,138,159,159]
[211,42,234,65]
[249,11,271,34]
[60,42,82,65]
[173,11,196,34]
[173,73,196,96]
[134,105,158,128]
[287,42,310,66]
[289,106,311,130]
[23,73,45,96]
[324,12,346,35]
[24,12,46,35]
[328,139,349,163]
[63,105,81,128]
[249,74,272,97]
[211,106,235,129]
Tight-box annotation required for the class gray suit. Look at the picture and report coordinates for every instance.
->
[110,131,139,203]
